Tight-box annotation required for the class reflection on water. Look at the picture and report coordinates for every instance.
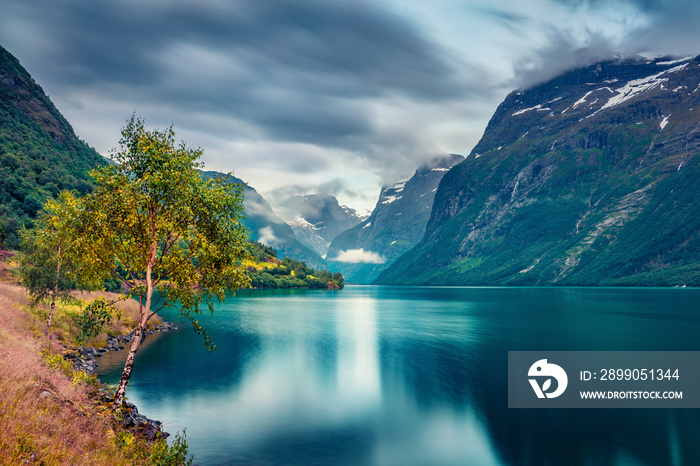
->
[97,286,700,465]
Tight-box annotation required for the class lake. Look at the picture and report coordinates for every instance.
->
[97,286,700,465]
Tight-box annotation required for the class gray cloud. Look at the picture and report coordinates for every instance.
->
[510,0,700,90]
[512,28,619,90]
[548,0,700,55]
[1,0,477,151]
[268,178,372,206]
[474,7,531,36]
[552,0,675,12]
[620,1,700,56]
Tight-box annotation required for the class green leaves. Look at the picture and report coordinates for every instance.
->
[74,297,120,346]
[18,191,81,308]
[38,115,251,350]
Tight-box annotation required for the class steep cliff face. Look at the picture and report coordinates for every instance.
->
[327,154,463,283]
[378,56,700,286]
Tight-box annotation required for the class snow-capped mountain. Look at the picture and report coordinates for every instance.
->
[275,194,366,256]
[200,172,326,269]
[326,154,463,283]
[378,55,700,286]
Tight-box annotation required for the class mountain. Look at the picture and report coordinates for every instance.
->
[327,154,464,283]
[275,194,365,256]
[0,46,105,248]
[378,55,700,286]
[200,171,327,269]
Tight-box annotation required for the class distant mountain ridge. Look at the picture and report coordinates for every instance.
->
[275,194,365,256]
[378,55,700,286]
[327,153,463,283]
[0,45,105,247]
[200,171,327,269]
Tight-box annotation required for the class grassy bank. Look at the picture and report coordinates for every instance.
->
[0,271,189,464]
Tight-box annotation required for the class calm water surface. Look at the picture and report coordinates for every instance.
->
[97,286,700,465]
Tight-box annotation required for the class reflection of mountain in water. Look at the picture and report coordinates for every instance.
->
[376,287,700,466]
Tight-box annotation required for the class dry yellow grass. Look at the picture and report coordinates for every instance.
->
[0,282,183,465]
[0,283,128,463]
[242,257,280,270]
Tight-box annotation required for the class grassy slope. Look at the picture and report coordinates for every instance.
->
[0,261,184,465]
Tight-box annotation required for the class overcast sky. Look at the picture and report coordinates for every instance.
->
[2,0,698,212]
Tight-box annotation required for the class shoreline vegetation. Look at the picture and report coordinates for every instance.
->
[0,238,345,464]
[247,241,345,290]
[0,252,191,465]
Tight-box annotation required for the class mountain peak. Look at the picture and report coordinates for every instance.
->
[276,194,364,256]
[327,153,462,283]
[378,54,700,286]
[0,46,75,144]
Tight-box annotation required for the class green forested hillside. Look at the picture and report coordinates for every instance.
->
[0,46,105,248]
[247,242,344,289]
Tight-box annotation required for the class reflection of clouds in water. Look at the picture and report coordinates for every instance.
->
[335,297,381,409]
[149,292,498,464]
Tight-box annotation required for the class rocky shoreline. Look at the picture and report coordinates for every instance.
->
[65,322,177,374]
[64,322,177,440]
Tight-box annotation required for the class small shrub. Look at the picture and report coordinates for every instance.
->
[71,370,100,389]
[74,297,120,345]
[148,430,193,466]
[42,350,72,376]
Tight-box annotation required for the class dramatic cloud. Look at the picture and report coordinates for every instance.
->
[333,249,387,264]
[513,0,700,89]
[3,0,699,212]
[512,29,619,89]
[1,0,477,145]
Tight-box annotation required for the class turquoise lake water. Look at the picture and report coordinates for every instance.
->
[97,286,700,465]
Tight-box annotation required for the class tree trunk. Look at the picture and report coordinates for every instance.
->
[46,243,61,349]
[112,322,145,409]
[113,240,156,410]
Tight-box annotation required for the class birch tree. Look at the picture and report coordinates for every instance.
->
[53,116,250,408]
[18,191,78,346]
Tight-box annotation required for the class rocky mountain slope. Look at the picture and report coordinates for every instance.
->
[327,154,463,283]
[275,194,365,256]
[378,55,700,286]
[0,45,104,248]
[201,171,326,269]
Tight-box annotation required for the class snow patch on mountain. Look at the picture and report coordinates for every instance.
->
[291,216,321,230]
[513,104,544,116]
[598,63,689,112]
[656,57,692,66]
[381,195,402,205]
[391,181,407,193]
